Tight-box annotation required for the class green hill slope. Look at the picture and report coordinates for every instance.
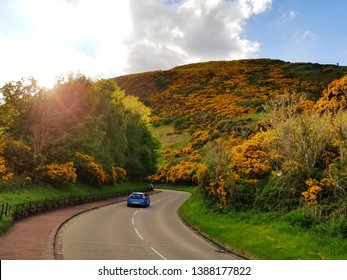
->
[115,59,347,129]
[115,59,347,179]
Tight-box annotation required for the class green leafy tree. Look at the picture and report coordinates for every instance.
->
[0,75,159,185]
[0,77,41,138]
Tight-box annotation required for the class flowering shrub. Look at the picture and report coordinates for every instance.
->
[302,177,335,205]
[0,140,14,183]
[0,157,8,177]
[166,160,204,184]
[3,139,32,175]
[209,177,228,209]
[87,162,108,185]
[2,171,14,182]
[41,162,77,186]
[24,176,32,185]
[147,166,168,183]
[316,74,347,113]
[75,152,108,186]
[109,166,127,184]
[191,130,210,148]
[75,152,94,162]
[230,132,272,182]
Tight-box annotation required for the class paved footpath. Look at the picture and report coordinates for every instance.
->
[0,196,132,260]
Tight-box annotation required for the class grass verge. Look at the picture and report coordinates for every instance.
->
[177,186,347,260]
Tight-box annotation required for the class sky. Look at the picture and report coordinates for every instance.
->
[1,0,346,88]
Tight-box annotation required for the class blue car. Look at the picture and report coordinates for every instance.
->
[127,192,150,207]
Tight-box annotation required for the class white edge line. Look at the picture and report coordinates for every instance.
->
[134,228,144,240]
[132,217,135,225]
[150,247,167,260]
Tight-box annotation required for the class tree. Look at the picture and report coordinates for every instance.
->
[262,91,312,128]
[29,92,52,165]
[0,77,41,139]
[197,139,234,208]
[93,79,128,166]
[269,112,332,175]
[123,95,159,178]
[0,75,160,185]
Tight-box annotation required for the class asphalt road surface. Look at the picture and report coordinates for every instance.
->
[56,189,242,260]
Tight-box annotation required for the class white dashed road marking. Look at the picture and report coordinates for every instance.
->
[151,247,167,260]
[131,198,168,259]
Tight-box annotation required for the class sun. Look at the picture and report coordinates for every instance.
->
[36,72,58,89]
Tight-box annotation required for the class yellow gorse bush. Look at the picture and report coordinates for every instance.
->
[0,139,14,182]
[147,166,168,183]
[230,132,272,181]
[166,160,204,184]
[43,161,77,185]
[87,161,108,185]
[2,172,14,182]
[75,151,126,185]
[302,176,335,205]
[110,166,127,183]
[75,151,106,185]
[316,74,347,113]
[210,176,228,209]
[0,157,7,175]
[75,152,94,162]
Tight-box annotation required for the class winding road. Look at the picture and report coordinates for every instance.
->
[55,189,242,260]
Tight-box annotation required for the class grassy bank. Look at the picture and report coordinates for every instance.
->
[0,181,149,234]
[178,187,347,260]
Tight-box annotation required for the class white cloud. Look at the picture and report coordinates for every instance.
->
[303,30,316,40]
[238,0,272,16]
[125,0,272,73]
[282,10,299,20]
[289,10,298,19]
[0,0,272,87]
[1,0,131,87]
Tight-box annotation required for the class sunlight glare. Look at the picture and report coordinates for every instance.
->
[0,0,133,88]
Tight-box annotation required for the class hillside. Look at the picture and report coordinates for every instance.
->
[115,58,347,180]
[115,59,347,133]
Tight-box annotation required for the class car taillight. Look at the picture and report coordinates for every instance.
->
[128,194,132,198]
[142,194,145,199]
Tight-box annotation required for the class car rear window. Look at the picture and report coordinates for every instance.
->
[132,194,143,199]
